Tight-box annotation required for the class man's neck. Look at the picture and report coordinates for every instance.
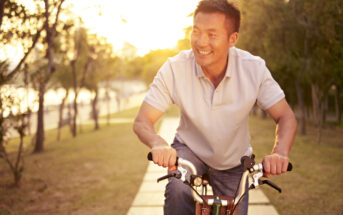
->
[202,58,228,88]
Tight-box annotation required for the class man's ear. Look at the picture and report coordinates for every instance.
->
[229,32,239,47]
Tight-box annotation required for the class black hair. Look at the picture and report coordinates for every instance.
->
[194,0,241,33]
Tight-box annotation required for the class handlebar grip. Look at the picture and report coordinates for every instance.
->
[147,152,153,161]
[262,162,293,173]
[147,152,179,166]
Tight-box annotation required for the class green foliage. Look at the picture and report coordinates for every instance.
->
[121,26,191,84]
[125,48,178,84]
[250,114,343,215]
[0,0,43,45]
[176,26,192,51]
[237,0,343,127]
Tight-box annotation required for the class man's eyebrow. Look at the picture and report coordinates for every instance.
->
[192,25,218,32]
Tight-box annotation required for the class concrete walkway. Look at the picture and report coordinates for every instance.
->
[127,118,279,215]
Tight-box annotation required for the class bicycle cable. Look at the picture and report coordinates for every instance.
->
[230,187,250,215]
[184,181,206,203]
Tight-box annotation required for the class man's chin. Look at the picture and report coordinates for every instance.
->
[195,57,210,67]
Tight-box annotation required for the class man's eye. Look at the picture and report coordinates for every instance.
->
[192,30,199,34]
[209,33,216,38]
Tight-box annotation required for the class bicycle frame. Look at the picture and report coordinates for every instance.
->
[178,157,242,215]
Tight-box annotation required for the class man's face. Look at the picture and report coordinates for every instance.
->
[191,12,234,70]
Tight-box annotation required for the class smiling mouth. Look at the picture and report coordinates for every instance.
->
[198,50,212,55]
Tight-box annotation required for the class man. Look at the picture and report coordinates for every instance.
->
[133,0,297,214]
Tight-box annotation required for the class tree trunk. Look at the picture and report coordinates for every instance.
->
[92,89,99,130]
[0,0,5,30]
[14,130,25,187]
[334,86,341,123]
[323,95,328,123]
[311,83,320,125]
[72,91,78,137]
[33,0,63,152]
[71,60,78,137]
[57,89,69,141]
[105,88,110,126]
[295,79,306,135]
[26,109,32,135]
[34,81,45,153]
[67,102,73,134]
[317,100,325,144]
[0,97,6,153]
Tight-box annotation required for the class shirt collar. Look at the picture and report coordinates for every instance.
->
[194,47,234,78]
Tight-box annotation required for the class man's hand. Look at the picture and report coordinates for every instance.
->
[151,145,178,171]
[262,153,290,178]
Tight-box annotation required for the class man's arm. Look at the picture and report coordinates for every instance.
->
[263,98,297,177]
[133,101,177,171]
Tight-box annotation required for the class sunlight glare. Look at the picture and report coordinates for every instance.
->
[71,0,200,56]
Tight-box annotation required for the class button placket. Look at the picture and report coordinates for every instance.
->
[212,85,223,108]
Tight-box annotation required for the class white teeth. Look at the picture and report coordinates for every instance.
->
[199,50,211,55]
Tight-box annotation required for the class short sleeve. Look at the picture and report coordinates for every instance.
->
[144,61,174,112]
[256,62,285,110]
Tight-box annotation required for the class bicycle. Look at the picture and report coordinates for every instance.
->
[147,152,292,215]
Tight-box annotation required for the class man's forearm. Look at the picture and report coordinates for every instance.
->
[272,112,297,157]
[133,118,169,149]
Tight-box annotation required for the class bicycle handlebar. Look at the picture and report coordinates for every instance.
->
[240,155,293,172]
[147,152,293,206]
[148,152,292,172]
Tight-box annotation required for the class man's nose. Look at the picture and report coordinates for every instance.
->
[197,34,209,47]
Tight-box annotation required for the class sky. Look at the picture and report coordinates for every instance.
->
[0,0,201,111]
[70,0,200,56]
[1,0,200,62]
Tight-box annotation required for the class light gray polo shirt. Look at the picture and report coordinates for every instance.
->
[144,47,285,170]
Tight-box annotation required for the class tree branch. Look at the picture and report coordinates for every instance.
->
[0,0,5,31]
[52,0,65,37]
[6,26,44,81]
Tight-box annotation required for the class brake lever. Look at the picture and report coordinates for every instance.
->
[157,171,181,183]
[261,179,282,193]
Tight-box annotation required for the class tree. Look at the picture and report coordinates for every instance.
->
[52,62,73,140]
[33,0,66,153]
[238,0,343,142]
[83,35,118,130]
[0,0,44,84]
[69,26,92,136]
[0,61,28,187]
[51,19,74,140]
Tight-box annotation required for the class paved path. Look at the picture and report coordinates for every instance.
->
[127,118,279,215]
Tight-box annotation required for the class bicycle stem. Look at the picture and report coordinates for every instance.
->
[177,158,205,204]
[233,170,249,206]
[234,163,263,206]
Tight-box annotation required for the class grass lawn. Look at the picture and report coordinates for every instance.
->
[0,107,149,215]
[1,105,342,215]
[249,114,343,215]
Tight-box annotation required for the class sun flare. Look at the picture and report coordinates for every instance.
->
[71,0,200,56]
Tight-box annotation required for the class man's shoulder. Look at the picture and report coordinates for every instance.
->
[157,50,194,78]
[231,47,265,65]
